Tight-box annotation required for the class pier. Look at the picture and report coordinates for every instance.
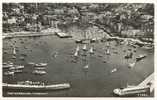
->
[138,73,154,93]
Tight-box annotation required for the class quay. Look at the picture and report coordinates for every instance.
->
[138,73,154,92]
[113,73,154,96]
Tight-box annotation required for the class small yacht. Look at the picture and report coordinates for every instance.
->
[84,64,89,69]
[13,47,16,55]
[74,51,78,57]
[89,47,94,54]
[82,44,87,51]
[106,49,110,55]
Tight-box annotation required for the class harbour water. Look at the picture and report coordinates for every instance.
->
[3,35,154,97]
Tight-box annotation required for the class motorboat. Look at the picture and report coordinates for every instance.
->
[136,54,147,62]
[32,70,46,75]
[9,65,24,70]
[35,67,46,70]
[28,62,35,65]
[4,71,14,76]
[13,70,23,73]
[3,63,13,69]
[34,63,47,67]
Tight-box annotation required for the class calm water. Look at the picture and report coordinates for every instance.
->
[3,35,154,97]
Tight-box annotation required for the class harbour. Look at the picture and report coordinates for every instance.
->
[3,34,154,97]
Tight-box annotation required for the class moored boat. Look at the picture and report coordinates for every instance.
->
[106,49,110,55]
[9,65,24,70]
[4,71,14,76]
[136,54,147,61]
[74,50,78,57]
[76,45,80,52]
[83,64,89,69]
[12,69,23,73]
[34,63,47,67]
[89,47,94,54]
[34,67,46,70]
[3,64,13,69]
[82,44,87,51]
[32,70,46,75]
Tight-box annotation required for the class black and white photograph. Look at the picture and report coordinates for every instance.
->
[1,1,155,98]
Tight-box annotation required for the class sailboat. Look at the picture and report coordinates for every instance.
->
[89,46,94,54]
[13,47,16,55]
[106,49,110,55]
[74,50,78,57]
[83,64,89,69]
[82,44,87,51]
[76,45,80,52]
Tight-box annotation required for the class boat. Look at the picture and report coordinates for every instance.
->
[106,49,110,55]
[3,82,71,91]
[34,63,47,67]
[128,62,136,68]
[111,68,117,73]
[7,61,13,65]
[89,47,94,54]
[11,56,16,59]
[82,44,87,51]
[35,67,46,70]
[3,63,13,69]
[76,45,80,52]
[83,64,89,69]
[13,70,23,73]
[74,51,78,57]
[136,54,147,61]
[19,56,25,60]
[13,47,16,55]
[28,62,35,65]
[9,65,24,70]
[32,70,46,75]
[4,71,14,76]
